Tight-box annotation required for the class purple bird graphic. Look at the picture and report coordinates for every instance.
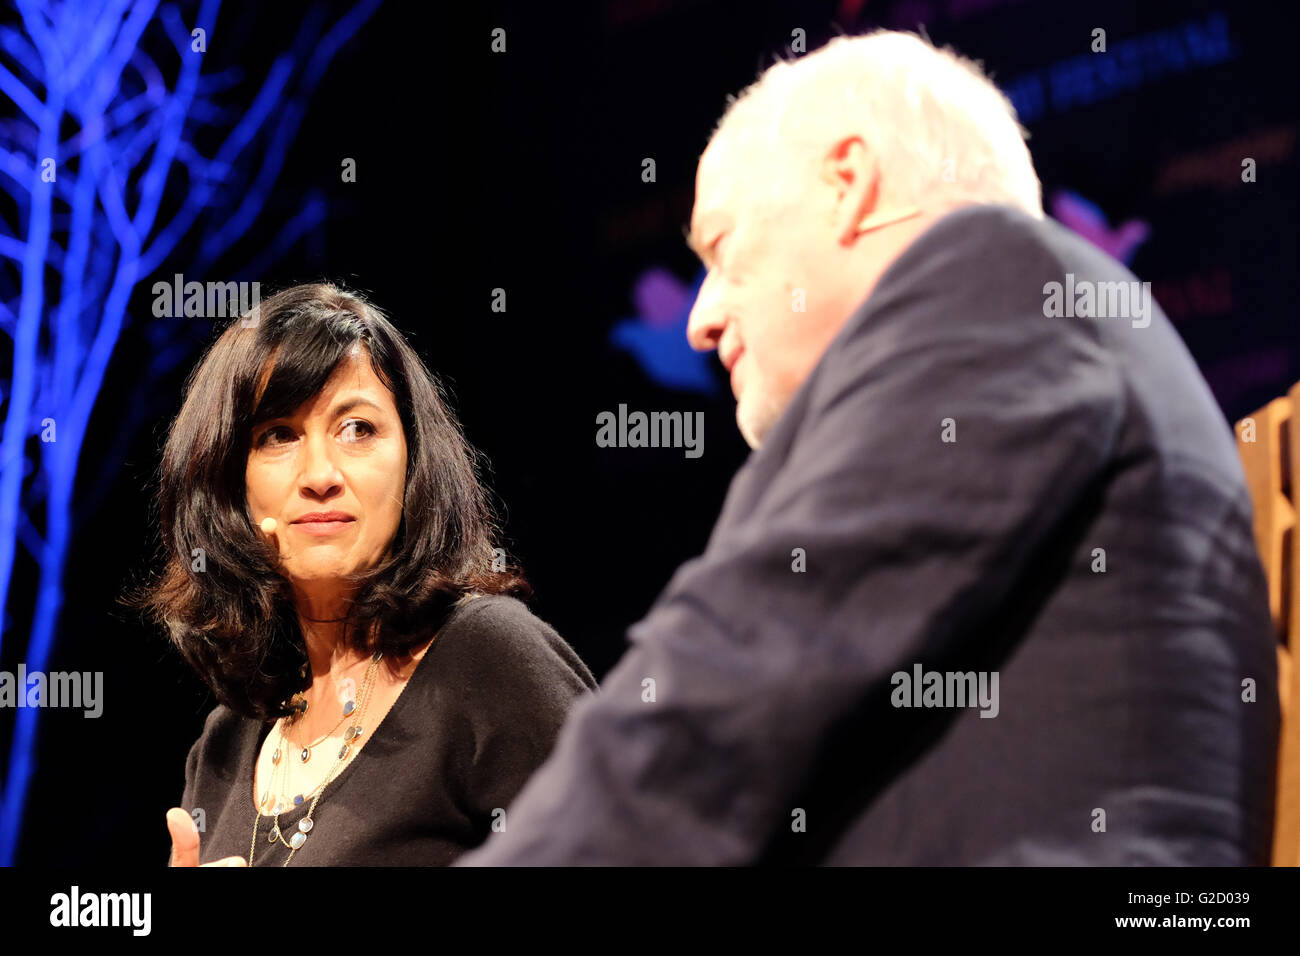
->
[608,266,719,396]
[1051,189,1151,265]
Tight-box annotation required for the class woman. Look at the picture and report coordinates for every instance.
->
[135,283,597,866]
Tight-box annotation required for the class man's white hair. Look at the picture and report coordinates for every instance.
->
[712,30,1043,218]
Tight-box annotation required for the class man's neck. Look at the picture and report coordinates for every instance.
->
[847,201,972,314]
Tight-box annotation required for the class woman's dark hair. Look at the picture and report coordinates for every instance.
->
[129,282,528,720]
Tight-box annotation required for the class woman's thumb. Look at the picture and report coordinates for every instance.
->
[166,807,200,866]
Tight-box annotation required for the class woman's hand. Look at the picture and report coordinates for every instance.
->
[166,807,247,866]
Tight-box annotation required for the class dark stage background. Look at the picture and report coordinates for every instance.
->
[0,0,1294,865]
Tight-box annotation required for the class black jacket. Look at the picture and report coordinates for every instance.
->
[457,203,1279,865]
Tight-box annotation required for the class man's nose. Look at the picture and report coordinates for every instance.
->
[686,273,725,352]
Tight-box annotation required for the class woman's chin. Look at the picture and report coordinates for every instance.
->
[285,560,356,584]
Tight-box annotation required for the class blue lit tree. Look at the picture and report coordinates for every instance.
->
[0,0,380,864]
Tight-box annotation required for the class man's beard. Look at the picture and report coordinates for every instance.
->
[736,385,788,450]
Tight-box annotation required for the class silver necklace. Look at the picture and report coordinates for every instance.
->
[249,650,382,865]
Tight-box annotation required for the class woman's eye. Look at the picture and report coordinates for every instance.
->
[339,419,375,443]
[255,425,295,447]
[254,420,375,446]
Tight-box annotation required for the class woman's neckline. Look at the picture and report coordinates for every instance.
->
[247,630,441,821]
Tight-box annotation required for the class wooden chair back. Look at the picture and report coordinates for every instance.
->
[1236,383,1300,865]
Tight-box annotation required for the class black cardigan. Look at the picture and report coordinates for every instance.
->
[174,595,597,865]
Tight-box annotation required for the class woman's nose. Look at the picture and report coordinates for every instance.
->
[298,433,344,497]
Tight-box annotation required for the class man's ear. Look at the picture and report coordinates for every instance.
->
[821,135,923,241]
[820,135,879,244]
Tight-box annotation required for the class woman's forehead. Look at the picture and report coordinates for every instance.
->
[253,346,395,423]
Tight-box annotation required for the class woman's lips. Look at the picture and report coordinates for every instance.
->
[291,518,355,536]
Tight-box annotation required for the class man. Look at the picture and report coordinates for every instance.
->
[456,30,1278,865]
